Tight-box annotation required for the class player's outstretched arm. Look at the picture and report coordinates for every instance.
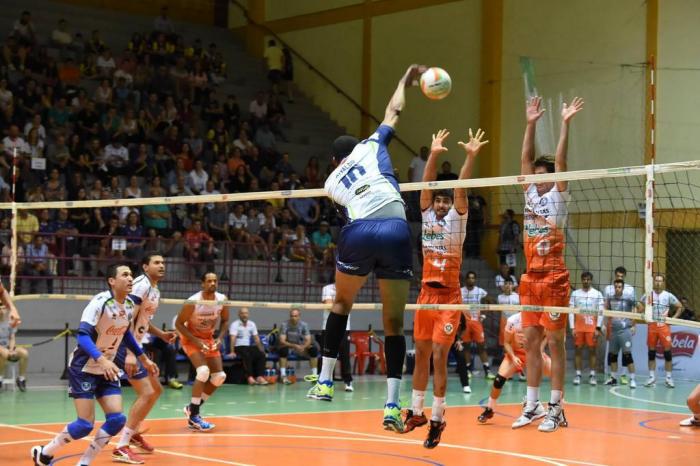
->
[420,129,449,211]
[555,96,584,192]
[456,128,488,214]
[521,96,545,177]
[381,64,426,129]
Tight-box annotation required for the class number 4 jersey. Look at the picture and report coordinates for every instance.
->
[70,290,136,375]
[325,125,403,222]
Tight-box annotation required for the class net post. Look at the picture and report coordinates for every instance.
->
[60,322,70,380]
[644,163,655,322]
[9,147,18,297]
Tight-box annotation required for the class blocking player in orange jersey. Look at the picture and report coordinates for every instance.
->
[477,312,551,423]
[176,272,230,432]
[401,127,487,449]
[514,95,583,432]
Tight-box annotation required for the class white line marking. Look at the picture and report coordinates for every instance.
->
[609,386,687,409]
[0,438,52,446]
[0,423,254,466]
[230,415,606,466]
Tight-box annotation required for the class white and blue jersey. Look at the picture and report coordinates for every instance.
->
[69,291,136,375]
[325,125,412,279]
[325,125,403,222]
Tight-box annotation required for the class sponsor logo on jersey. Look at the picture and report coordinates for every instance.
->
[355,185,370,195]
[444,323,454,335]
[422,231,446,241]
[105,325,128,336]
[656,332,698,358]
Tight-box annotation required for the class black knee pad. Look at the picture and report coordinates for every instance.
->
[607,352,618,366]
[308,346,319,358]
[664,350,672,362]
[493,374,507,389]
[278,347,289,358]
[622,352,634,366]
[648,350,656,362]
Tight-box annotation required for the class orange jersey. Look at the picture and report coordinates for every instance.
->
[184,291,226,339]
[523,184,569,272]
[504,312,526,351]
[421,206,467,288]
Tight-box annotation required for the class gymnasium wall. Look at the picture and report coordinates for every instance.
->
[56,0,216,25]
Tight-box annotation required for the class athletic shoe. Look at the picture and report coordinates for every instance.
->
[167,379,183,389]
[16,378,26,392]
[620,374,629,385]
[307,380,334,401]
[401,409,428,433]
[130,433,154,454]
[344,383,353,392]
[112,446,145,464]
[486,372,496,380]
[382,403,404,432]
[462,385,471,394]
[424,420,446,449]
[304,374,319,383]
[538,403,568,432]
[256,376,269,385]
[282,376,294,385]
[188,415,215,431]
[679,416,700,427]
[665,378,675,388]
[247,376,256,385]
[573,375,581,385]
[518,373,526,382]
[477,407,494,423]
[589,375,597,386]
[30,446,53,466]
[644,376,656,387]
[512,401,545,429]
[630,378,637,389]
[604,376,617,386]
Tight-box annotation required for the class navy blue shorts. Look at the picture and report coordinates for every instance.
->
[114,345,149,381]
[336,218,413,280]
[68,367,122,399]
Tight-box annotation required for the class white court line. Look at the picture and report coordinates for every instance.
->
[0,423,254,466]
[230,415,606,466]
[609,386,687,409]
[0,438,52,446]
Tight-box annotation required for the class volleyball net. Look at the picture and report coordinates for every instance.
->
[4,159,700,330]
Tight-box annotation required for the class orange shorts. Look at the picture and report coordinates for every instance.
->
[181,335,221,359]
[647,324,672,350]
[502,350,551,378]
[462,319,485,344]
[520,270,570,330]
[413,285,461,346]
[574,331,596,348]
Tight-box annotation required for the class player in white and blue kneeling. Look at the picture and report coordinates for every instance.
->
[31,264,158,466]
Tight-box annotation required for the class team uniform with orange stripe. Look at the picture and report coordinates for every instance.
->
[520,183,571,330]
[180,291,227,359]
[461,286,488,344]
[568,288,605,348]
[414,206,467,346]
[500,313,551,378]
[640,290,680,351]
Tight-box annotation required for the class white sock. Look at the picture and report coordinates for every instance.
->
[630,373,636,380]
[411,389,425,415]
[576,370,581,376]
[78,428,111,464]
[550,390,563,405]
[431,396,446,422]
[280,367,287,377]
[201,393,210,402]
[311,367,318,376]
[590,370,596,376]
[319,357,336,382]
[18,375,26,382]
[526,386,539,405]
[666,372,672,379]
[117,426,136,448]
[43,428,74,456]
[487,396,497,409]
[611,372,618,378]
[191,397,201,405]
[387,378,401,405]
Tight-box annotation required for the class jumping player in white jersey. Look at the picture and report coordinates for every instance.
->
[176,272,230,431]
[400,127,487,449]
[308,64,426,432]
[31,264,158,466]
[514,95,583,433]
[112,253,176,463]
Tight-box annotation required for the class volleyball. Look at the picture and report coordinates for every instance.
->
[420,67,452,100]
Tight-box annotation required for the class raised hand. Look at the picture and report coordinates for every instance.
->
[430,129,450,155]
[526,96,545,124]
[404,64,428,86]
[458,128,489,156]
[562,96,584,122]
